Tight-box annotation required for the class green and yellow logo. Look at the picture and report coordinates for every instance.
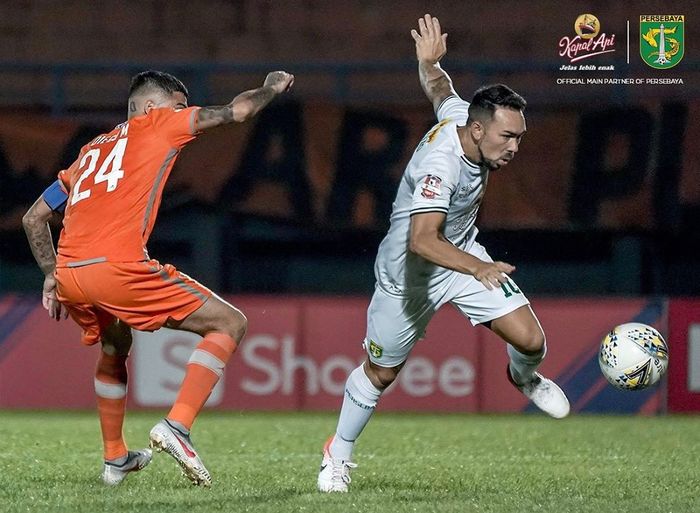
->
[368,340,383,359]
[640,15,685,69]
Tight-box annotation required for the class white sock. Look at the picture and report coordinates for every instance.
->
[507,343,546,385]
[330,365,382,461]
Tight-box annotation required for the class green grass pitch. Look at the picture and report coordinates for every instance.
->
[1,411,699,512]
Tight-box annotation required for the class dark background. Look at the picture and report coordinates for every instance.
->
[0,0,697,296]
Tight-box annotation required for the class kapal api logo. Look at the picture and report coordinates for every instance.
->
[559,14,616,65]
[575,13,600,39]
[640,15,685,69]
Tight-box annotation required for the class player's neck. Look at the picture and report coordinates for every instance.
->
[457,126,481,167]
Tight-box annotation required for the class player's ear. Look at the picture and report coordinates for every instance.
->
[469,120,484,142]
[143,99,156,115]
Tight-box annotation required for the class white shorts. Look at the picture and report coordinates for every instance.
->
[365,244,530,367]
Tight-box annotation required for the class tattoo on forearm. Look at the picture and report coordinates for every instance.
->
[199,86,277,126]
[24,219,56,275]
[198,105,235,124]
[243,86,276,111]
[231,86,277,121]
[425,75,452,100]
[419,63,454,106]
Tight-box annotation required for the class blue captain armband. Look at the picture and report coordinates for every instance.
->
[42,180,68,213]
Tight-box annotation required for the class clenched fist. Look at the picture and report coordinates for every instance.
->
[264,71,295,94]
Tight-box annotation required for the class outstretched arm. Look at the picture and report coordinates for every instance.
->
[22,194,68,320]
[411,14,456,113]
[196,71,295,131]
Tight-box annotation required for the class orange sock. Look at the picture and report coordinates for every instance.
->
[168,333,237,430]
[94,352,128,461]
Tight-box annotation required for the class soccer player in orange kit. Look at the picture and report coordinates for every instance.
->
[22,69,294,486]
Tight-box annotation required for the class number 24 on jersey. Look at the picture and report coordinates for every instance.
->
[70,138,127,206]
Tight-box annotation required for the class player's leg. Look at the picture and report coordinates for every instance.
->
[153,292,246,487]
[148,294,244,486]
[96,319,131,463]
[319,288,434,492]
[317,356,392,493]
[97,319,153,485]
[486,304,545,384]
[488,305,570,418]
[448,244,569,418]
[60,304,131,462]
[163,292,246,432]
[328,358,403,464]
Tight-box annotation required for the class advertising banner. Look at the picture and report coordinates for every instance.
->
[667,299,700,412]
[0,295,668,414]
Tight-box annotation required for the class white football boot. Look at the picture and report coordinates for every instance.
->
[102,449,152,486]
[508,365,570,419]
[317,436,357,493]
[149,419,212,486]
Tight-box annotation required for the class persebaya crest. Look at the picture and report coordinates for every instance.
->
[640,15,685,69]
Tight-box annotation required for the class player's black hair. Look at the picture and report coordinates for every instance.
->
[467,84,526,124]
[128,70,189,99]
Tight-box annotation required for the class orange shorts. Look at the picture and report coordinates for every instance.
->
[55,260,212,346]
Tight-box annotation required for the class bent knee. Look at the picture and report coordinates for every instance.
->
[232,309,248,341]
[365,361,401,389]
[101,320,133,356]
[220,307,247,342]
[519,328,546,354]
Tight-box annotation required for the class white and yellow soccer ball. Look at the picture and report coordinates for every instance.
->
[598,322,669,390]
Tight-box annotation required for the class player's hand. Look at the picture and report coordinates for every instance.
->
[472,261,516,290]
[264,71,295,94]
[42,274,68,321]
[411,13,447,65]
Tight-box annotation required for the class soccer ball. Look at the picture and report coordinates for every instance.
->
[598,322,669,390]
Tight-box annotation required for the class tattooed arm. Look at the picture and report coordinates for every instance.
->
[411,14,457,113]
[196,71,295,131]
[22,196,67,320]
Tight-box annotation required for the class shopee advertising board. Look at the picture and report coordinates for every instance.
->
[0,295,667,413]
[129,297,480,412]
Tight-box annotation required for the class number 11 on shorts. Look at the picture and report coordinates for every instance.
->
[501,278,521,298]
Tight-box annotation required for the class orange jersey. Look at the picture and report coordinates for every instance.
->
[56,106,200,266]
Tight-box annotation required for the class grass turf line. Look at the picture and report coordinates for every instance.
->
[0,411,698,512]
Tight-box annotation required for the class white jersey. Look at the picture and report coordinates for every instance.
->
[375,95,489,297]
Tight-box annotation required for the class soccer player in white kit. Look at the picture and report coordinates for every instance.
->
[317,14,571,493]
